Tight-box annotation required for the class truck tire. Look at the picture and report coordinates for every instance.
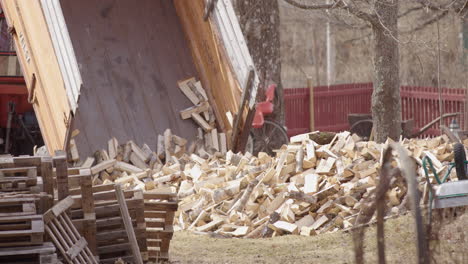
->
[454,143,467,180]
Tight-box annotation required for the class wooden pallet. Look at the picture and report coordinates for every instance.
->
[0,156,43,170]
[44,196,98,264]
[0,197,37,217]
[75,186,146,263]
[144,191,178,262]
[0,156,54,213]
[64,168,97,258]
[66,172,147,263]
[0,214,44,247]
[0,166,40,193]
[0,193,52,215]
[0,242,58,263]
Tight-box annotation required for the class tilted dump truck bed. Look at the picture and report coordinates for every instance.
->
[2,0,257,156]
[60,0,199,155]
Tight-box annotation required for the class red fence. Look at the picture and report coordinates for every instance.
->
[284,83,466,138]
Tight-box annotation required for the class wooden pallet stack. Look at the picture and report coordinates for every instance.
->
[143,192,178,262]
[0,156,58,263]
[43,196,97,264]
[64,168,147,264]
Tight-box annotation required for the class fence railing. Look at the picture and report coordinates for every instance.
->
[284,83,466,138]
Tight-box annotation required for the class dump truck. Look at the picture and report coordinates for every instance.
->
[1,0,259,157]
[0,11,42,155]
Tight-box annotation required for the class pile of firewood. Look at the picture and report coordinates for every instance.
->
[73,130,459,238]
[178,77,228,154]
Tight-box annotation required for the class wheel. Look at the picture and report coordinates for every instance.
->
[250,120,288,156]
[453,143,467,180]
[350,119,373,140]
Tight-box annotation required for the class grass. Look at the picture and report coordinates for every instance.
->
[168,212,468,264]
[169,215,420,264]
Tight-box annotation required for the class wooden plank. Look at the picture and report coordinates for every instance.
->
[66,237,87,260]
[40,158,53,211]
[195,219,224,232]
[114,161,143,174]
[69,139,80,162]
[164,129,172,163]
[308,78,315,131]
[310,215,329,230]
[180,102,210,119]
[0,242,55,256]
[44,196,74,224]
[130,153,149,170]
[90,159,116,175]
[178,77,200,105]
[131,142,150,163]
[219,133,227,153]
[115,184,143,264]
[211,129,219,151]
[304,173,319,194]
[272,221,298,234]
[316,157,336,174]
[108,138,118,159]
[81,157,95,168]
[53,155,68,201]
[193,81,208,101]
[191,113,213,132]
[141,144,153,160]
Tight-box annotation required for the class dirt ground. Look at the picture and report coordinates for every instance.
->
[168,213,467,264]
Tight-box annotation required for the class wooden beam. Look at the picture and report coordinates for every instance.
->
[115,184,143,264]
[308,77,315,131]
[211,129,219,151]
[180,102,211,119]
[53,154,68,201]
[231,68,254,150]
[191,113,213,132]
[178,78,200,105]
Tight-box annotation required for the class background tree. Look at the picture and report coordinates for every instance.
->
[233,0,284,125]
[284,0,468,142]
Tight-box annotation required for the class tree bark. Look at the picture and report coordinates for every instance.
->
[235,0,284,125]
[371,0,402,142]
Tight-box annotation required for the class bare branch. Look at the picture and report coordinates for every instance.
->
[398,5,424,18]
[417,0,467,13]
[402,10,449,34]
[282,0,337,10]
[283,0,378,25]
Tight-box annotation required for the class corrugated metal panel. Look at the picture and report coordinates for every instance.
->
[40,0,82,113]
[212,0,260,108]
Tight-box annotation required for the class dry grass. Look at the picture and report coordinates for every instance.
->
[168,212,468,264]
[169,215,419,264]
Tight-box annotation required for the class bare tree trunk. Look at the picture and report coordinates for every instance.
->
[235,0,284,125]
[371,0,402,142]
